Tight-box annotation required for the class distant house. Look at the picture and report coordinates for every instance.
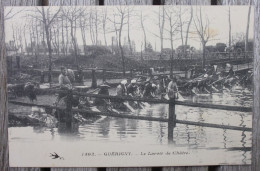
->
[160,48,174,60]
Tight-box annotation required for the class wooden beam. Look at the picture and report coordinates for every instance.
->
[8,100,252,132]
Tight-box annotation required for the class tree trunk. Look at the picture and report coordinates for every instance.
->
[102,8,107,46]
[35,19,40,60]
[42,22,46,55]
[65,17,69,56]
[89,11,95,45]
[185,6,193,58]
[42,7,52,83]
[119,17,125,76]
[179,8,184,48]
[141,42,143,61]
[159,6,165,59]
[245,4,251,52]
[202,42,206,68]
[23,26,28,55]
[113,14,119,54]
[127,8,133,54]
[70,20,78,68]
[61,17,65,55]
[31,22,37,59]
[140,11,147,52]
[170,44,174,79]
[228,6,231,47]
[29,27,34,56]
[80,16,87,56]
[45,25,52,83]
[95,10,98,45]
[103,24,107,46]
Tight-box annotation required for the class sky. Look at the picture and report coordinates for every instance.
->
[5,5,254,52]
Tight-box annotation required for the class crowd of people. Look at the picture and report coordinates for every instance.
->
[115,76,178,99]
[52,65,181,113]
[10,62,251,124]
[50,62,253,112]
[56,66,180,100]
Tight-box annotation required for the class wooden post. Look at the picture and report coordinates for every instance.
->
[168,97,176,143]
[102,69,106,83]
[65,89,73,130]
[91,69,97,88]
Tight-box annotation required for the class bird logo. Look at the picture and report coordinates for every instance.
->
[50,152,64,160]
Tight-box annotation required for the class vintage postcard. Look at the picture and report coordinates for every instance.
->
[6,6,253,167]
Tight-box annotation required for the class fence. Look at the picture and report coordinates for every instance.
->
[9,88,252,143]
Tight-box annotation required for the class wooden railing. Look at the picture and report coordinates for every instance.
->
[9,88,253,140]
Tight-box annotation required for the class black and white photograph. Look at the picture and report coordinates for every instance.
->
[5,5,253,167]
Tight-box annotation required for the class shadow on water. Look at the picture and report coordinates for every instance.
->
[239,113,247,164]
[57,122,79,134]
[97,116,111,137]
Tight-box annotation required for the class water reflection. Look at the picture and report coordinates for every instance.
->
[97,117,111,137]
[9,89,252,164]
[58,122,79,134]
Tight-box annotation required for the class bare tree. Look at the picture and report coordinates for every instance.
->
[165,7,180,78]
[65,17,69,56]
[94,7,99,45]
[62,7,84,68]
[228,6,231,47]
[177,6,193,58]
[28,25,34,56]
[193,6,218,68]
[112,13,119,54]
[127,7,134,54]
[17,27,23,54]
[31,6,62,83]
[79,11,89,55]
[185,6,193,53]
[30,20,36,58]
[11,24,21,54]
[245,2,252,52]
[40,21,47,55]
[140,41,143,60]
[109,6,129,76]
[102,7,108,46]
[89,9,95,45]
[51,21,60,56]
[35,19,40,59]
[179,7,184,47]
[88,7,101,46]
[4,7,24,20]
[61,15,66,55]
[158,6,165,57]
[140,10,147,52]
[23,25,28,55]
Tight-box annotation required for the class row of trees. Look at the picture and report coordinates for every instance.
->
[6,5,252,79]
